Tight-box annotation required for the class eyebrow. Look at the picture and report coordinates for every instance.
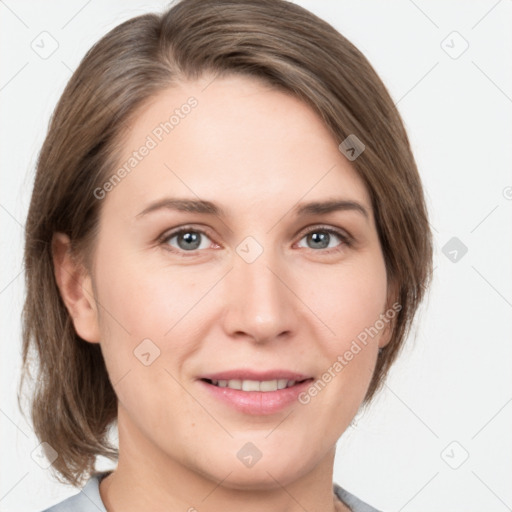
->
[294,199,369,219]
[136,197,369,220]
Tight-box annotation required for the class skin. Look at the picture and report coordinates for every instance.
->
[53,74,394,512]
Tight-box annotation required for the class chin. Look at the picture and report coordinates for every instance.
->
[192,444,315,491]
[213,464,306,491]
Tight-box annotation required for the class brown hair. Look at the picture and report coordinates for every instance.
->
[19,0,433,486]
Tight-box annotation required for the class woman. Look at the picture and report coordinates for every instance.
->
[20,0,432,511]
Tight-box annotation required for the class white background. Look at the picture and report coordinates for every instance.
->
[1,1,511,511]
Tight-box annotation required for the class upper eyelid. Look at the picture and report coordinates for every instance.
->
[160,224,216,243]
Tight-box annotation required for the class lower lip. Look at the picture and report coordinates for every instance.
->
[197,379,314,415]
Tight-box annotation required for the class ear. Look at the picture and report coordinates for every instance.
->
[52,232,100,343]
[378,320,393,349]
[378,278,400,349]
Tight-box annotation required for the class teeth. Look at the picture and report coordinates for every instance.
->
[242,380,260,391]
[261,379,279,391]
[209,378,298,391]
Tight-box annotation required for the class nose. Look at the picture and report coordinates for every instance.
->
[222,246,298,345]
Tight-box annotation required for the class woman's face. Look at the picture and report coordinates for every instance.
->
[83,74,392,488]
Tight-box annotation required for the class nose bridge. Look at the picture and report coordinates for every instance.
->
[224,240,295,342]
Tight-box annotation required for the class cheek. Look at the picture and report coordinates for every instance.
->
[296,252,387,405]
[93,243,180,335]
[90,240,210,394]
[294,258,387,423]
[301,253,388,347]
[89,239,168,383]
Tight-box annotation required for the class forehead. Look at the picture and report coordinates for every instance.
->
[103,74,371,219]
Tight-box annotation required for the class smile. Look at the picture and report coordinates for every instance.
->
[202,378,308,392]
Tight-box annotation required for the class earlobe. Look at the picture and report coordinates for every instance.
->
[52,232,101,343]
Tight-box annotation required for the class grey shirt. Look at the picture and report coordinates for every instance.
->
[42,471,383,512]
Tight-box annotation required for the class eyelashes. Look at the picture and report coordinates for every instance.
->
[158,224,353,258]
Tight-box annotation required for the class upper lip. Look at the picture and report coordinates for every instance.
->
[198,369,313,382]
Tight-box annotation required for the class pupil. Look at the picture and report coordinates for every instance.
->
[309,232,329,249]
[178,231,200,250]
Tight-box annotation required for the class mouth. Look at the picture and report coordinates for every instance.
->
[200,377,312,392]
[197,374,315,415]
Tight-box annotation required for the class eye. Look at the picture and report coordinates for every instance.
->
[159,224,352,257]
[296,226,351,253]
[161,227,215,255]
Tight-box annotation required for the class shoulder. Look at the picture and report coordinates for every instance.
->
[41,475,377,512]
[333,482,384,512]
[40,472,109,512]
